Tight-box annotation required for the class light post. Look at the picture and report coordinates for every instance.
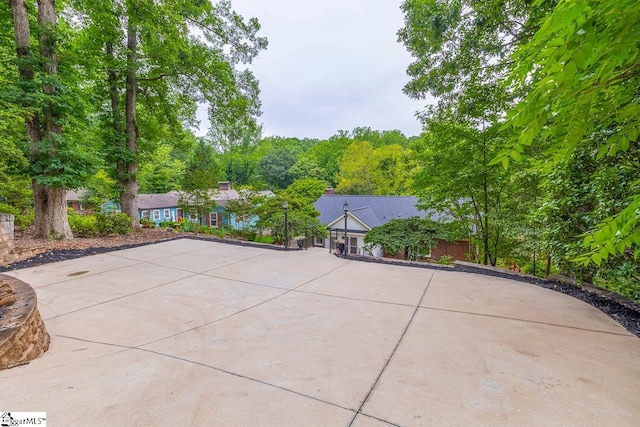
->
[283,201,289,249]
[343,201,349,255]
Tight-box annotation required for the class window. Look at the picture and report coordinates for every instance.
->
[164,209,170,220]
[314,236,324,246]
[349,237,358,254]
[210,213,218,228]
[153,210,160,220]
[141,210,150,219]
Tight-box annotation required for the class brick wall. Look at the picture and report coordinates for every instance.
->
[432,240,473,262]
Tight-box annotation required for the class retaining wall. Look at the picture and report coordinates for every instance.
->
[0,274,50,369]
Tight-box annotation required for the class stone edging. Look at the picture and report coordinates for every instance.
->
[187,235,302,251]
[0,274,50,369]
[337,252,454,271]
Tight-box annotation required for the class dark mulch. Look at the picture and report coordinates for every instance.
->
[2,237,638,339]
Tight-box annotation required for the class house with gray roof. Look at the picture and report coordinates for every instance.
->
[75,181,273,229]
[314,194,437,256]
[314,193,470,260]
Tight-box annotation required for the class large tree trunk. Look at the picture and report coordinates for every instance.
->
[10,0,72,239]
[119,16,139,228]
[35,0,72,239]
[32,184,72,238]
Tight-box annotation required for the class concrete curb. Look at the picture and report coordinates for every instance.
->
[336,252,454,271]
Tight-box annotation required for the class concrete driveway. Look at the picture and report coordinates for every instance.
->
[2,239,639,426]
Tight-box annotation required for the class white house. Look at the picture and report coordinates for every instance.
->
[313,194,442,257]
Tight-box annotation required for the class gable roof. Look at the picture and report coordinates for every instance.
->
[315,195,442,229]
[137,193,180,210]
[66,189,88,201]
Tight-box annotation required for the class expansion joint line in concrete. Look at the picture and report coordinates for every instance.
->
[347,270,436,427]
[43,252,269,321]
[56,334,357,417]
[420,305,634,337]
[144,252,268,274]
[43,271,203,321]
[135,260,354,349]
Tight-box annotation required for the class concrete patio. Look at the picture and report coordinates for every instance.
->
[1,238,639,426]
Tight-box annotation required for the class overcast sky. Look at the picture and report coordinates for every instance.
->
[197,0,432,140]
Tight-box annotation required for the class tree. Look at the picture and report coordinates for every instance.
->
[398,0,553,123]
[364,217,449,261]
[408,120,520,265]
[257,148,297,190]
[71,0,267,226]
[289,157,327,182]
[335,141,377,195]
[335,141,407,195]
[7,0,97,238]
[371,144,407,195]
[0,49,32,224]
[80,170,118,210]
[283,178,327,214]
[501,0,640,265]
[179,139,220,225]
[224,187,258,231]
[138,144,185,193]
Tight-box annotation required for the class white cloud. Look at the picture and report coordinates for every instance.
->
[196,0,433,139]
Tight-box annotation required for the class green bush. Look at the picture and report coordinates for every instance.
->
[0,203,34,229]
[201,226,217,235]
[254,236,275,244]
[158,221,176,229]
[179,221,195,232]
[139,218,153,228]
[437,255,453,265]
[68,213,99,237]
[95,212,131,236]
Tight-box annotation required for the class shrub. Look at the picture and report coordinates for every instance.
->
[158,221,176,229]
[96,212,131,236]
[68,213,99,237]
[201,226,217,235]
[0,203,34,229]
[179,221,195,232]
[254,236,275,244]
[437,255,454,265]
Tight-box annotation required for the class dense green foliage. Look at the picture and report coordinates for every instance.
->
[400,0,640,298]
[68,211,131,237]
[364,217,450,261]
[1,0,637,301]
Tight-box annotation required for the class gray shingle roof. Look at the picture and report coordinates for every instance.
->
[314,195,442,229]
[137,193,180,210]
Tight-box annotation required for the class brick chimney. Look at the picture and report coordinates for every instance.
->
[324,187,335,195]
[218,181,231,191]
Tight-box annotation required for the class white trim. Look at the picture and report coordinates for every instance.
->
[326,212,371,231]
